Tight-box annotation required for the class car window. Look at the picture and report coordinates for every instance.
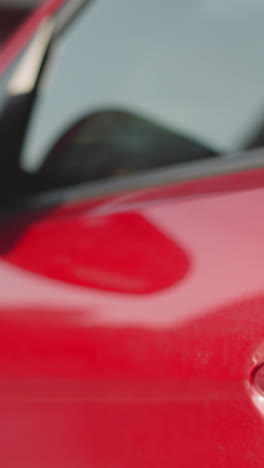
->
[20,0,264,173]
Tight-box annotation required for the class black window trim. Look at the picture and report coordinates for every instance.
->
[1,0,264,215]
[9,146,264,214]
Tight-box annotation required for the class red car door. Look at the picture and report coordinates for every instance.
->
[0,1,264,467]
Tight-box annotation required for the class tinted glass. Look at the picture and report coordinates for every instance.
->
[20,0,264,172]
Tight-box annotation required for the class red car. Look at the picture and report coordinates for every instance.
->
[1,0,264,466]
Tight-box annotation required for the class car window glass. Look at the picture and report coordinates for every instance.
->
[21,0,264,172]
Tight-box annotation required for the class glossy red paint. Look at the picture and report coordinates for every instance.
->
[1,1,264,466]
[0,211,189,294]
[0,168,263,466]
[0,7,29,44]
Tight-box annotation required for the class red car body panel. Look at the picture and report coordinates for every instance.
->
[1,2,264,467]
[0,7,28,45]
[0,0,65,75]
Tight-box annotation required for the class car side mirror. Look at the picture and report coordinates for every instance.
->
[38,109,217,190]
